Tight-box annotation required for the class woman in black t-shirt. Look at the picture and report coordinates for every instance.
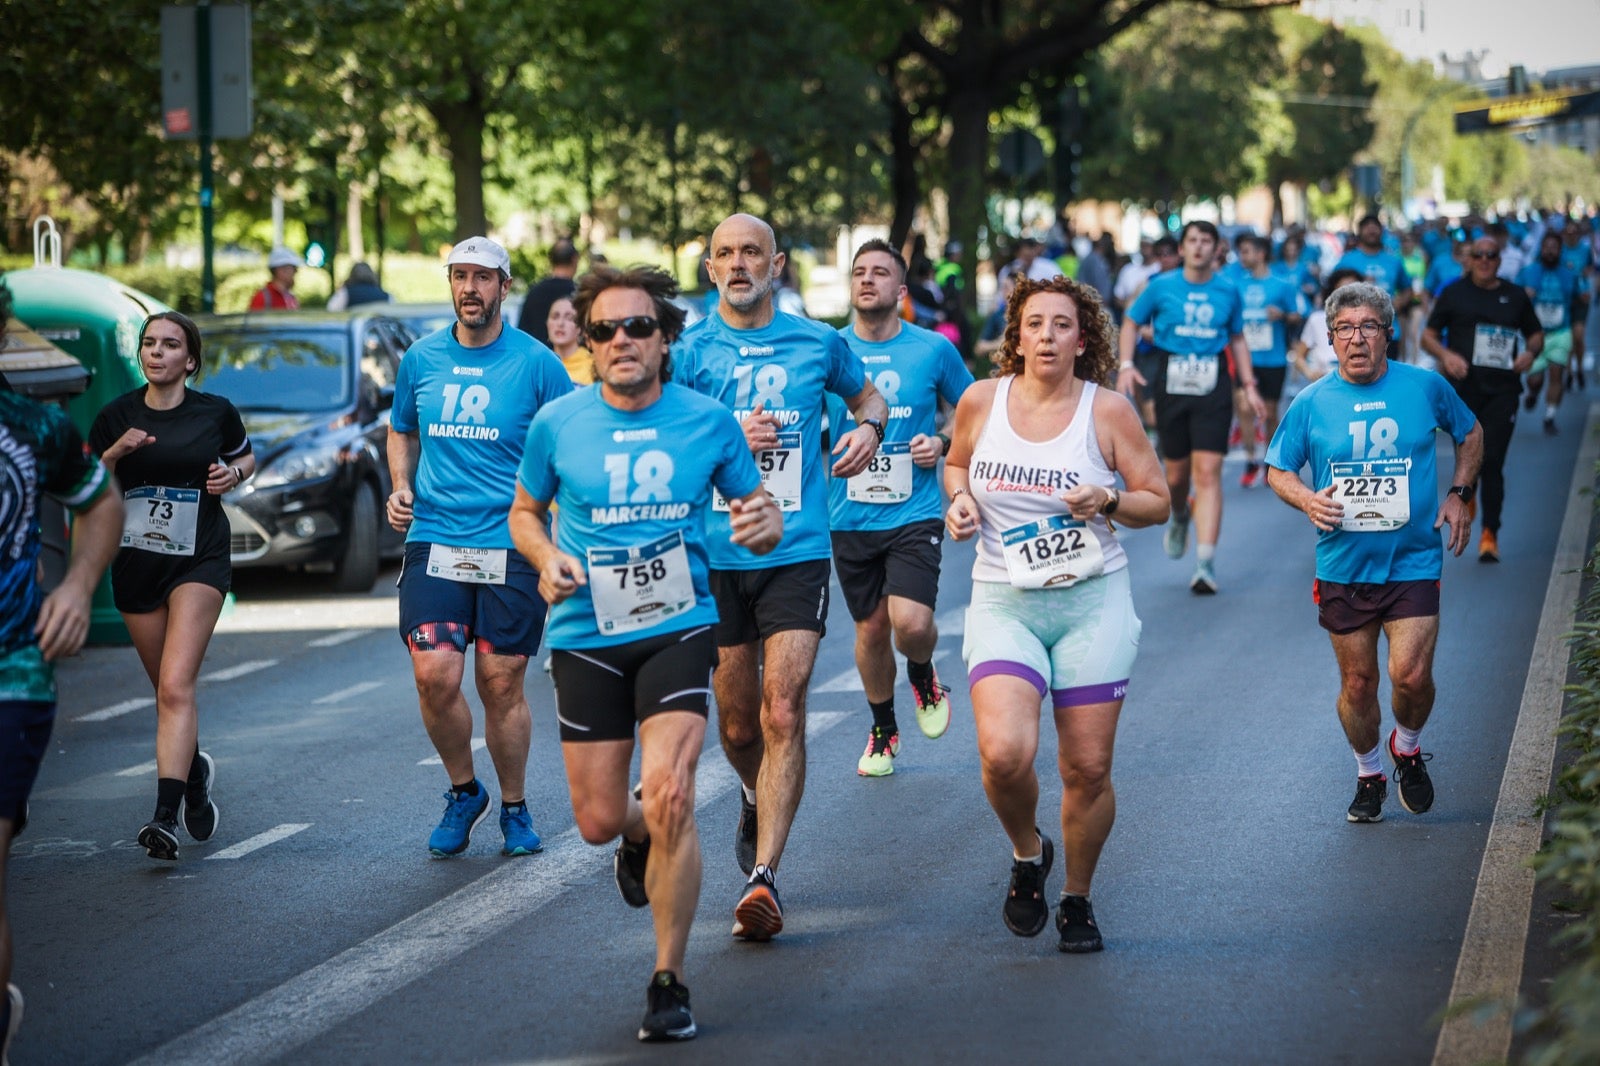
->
[89,312,254,861]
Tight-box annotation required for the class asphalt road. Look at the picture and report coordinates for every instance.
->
[10,393,1591,1065]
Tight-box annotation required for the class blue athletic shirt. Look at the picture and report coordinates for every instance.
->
[671,310,867,569]
[1425,256,1463,299]
[1125,270,1245,355]
[1335,249,1411,339]
[1265,361,1476,584]
[392,322,573,548]
[517,384,760,649]
[1560,243,1592,278]
[827,322,974,531]
[1517,261,1583,332]
[1237,271,1304,369]
[1271,257,1318,303]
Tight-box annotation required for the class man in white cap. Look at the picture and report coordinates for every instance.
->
[386,236,573,858]
[250,247,303,310]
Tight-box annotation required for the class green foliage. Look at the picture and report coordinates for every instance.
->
[1523,472,1600,1061]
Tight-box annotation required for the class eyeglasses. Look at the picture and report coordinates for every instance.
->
[1469,251,1501,260]
[585,316,660,344]
[1331,322,1387,340]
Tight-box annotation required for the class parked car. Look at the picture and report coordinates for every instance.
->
[389,294,523,344]
[192,311,413,592]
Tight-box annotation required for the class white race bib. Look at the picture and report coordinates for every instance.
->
[1472,324,1518,370]
[587,531,695,636]
[1166,353,1219,396]
[846,441,913,504]
[122,486,200,556]
[1000,515,1105,589]
[714,431,801,512]
[1536,301,1565,330]
[1243,318,1274,353]
[1330,460,1410,531]
[426,544,507,584]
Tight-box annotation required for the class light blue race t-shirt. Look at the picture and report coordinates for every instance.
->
[1517,261,1583,332]
[1265,361,1476,584]
[518,384,760,649]
[827,322,974,531]
[392,322,573,548]
[1335,249,1412,339]
[1125,270,1245,355]
[1236,271,1304,369]
[671,310,867,570]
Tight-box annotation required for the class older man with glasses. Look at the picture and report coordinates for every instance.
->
[1421,237,1543,562]
[1266,282,1482,824]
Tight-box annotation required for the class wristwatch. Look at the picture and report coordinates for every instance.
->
[860,418,886,443]
[1448,484,1475,504]
[1102,487,1121,516]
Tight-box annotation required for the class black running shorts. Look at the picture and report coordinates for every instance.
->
[550,625,718,742]
[829,519,944,622]
[709,558,831,646]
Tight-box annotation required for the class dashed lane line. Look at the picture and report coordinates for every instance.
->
[307,630,374,649]
[205,824,312,861]
[417,738,487,765]
[115,760,158,778]
[315,681,385,705]
[199,659,278,684]
[123,711,848,1066]
[1433,402,1599,1065]
[813,649,948,693]
[73,697,154,724]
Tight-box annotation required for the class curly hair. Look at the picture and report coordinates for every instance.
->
[572,264,687,382]
[994,275,1117,387]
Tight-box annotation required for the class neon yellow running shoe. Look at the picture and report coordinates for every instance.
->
[911,669,951,739]
[856,726,899,777]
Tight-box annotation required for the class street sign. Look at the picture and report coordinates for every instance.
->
[1454,87,1600,134]
[161,4,253,140]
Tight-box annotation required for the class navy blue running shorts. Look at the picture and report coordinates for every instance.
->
[398,541,547,657]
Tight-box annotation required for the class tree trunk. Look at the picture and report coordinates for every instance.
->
[887,77,919,249]
[430,101,488,241]
[346,180,366,261]
[946,84,990,323]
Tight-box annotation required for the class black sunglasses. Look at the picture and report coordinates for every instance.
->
[1469,250,1500,260]
[586,316,660,344]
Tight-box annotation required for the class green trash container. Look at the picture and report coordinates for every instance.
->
[6,266,167,645]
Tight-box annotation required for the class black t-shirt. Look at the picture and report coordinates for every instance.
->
[89,387,251,599]
[515,275,577,345]
[1426,277,1543,395]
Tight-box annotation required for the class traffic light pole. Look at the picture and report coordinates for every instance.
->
[198,1,216,313]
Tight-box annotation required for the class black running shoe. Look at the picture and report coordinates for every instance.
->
[637,970,696,1042]
[735,791,757,876]
[139,812,181,860]
[615,834,651,908]
[1057,894,1104,953]
[1346,775,1387,823]
[732,864,783,941]
[181,751,219,842]
[1002,832,1053,937]
[1389,732,1435,814]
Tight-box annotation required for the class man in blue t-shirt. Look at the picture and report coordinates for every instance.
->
[510,265,781,1043]
[388,235,574,859]
[1118,220,1264,595]
[0,382,121,1060]
[1519,231,1588,433]
[1233,235,1304,489]
[827,240,974,777]
[672,213,887,940]
[1265,282,1481,826]
[1335,215,1413,357]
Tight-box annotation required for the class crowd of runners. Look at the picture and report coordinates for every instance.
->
[1,203,1590,1049]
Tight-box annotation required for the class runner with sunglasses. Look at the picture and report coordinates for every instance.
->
[388,236,573,858]
[1421,237,1543,562]
[511,264,783,1041]
[673,213,887,941]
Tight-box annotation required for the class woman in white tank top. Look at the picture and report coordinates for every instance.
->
[941,276,1169,952]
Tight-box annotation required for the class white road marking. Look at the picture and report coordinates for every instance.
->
[73,697,154,723]
[307,630,373,648]
[200,659,278,684]
[125,711,848,1066]
[115,760,157,778]
[205,824,312,861]
[813,649,948,693]
[417,738,486,765]
[1433,402,1599,1066]
[314,681,384,705]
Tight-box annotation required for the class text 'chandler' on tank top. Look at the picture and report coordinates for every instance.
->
[968,376,1126,585]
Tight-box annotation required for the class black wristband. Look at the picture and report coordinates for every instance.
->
[936,432,951,455]
[861,418,886,443]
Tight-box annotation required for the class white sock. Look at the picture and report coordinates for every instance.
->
[1545,404,1558,420]
[741,783,757,805]
[1013,831,1043,864]
[1197,543,1216,563]
[1393,725,1422,755]
[1354,742,1384,778]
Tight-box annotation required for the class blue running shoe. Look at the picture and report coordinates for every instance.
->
[500,802,543,856]
[428,783,490,858]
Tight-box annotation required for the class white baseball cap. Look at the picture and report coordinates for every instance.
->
[446,236,511,276]
[267,246,304,269]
